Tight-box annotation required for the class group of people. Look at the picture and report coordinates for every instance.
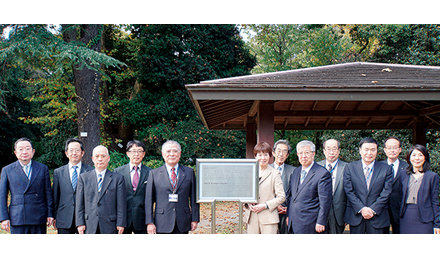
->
[0,137,199,234]
[245,137,440,234]
[1,136,439,234]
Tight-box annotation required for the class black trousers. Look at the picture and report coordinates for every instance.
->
[11,224,46,234]
[123,223,147,234]
[349,220,388,234]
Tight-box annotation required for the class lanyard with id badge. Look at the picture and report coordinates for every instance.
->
[169,167,178,202]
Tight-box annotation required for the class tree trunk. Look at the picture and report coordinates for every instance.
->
[63,24,103,165]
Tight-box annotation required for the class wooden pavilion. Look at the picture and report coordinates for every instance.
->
[185,62,440,158]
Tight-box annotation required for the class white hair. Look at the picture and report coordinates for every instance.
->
[161,140,181,153]
[296,140,315,152]
[92,145,109,156]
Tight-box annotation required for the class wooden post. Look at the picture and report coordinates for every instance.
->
[413,118,427,146]
[257,101,275,163]
[246,119,257,159]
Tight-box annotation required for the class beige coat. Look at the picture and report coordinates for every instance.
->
[243,166,286,225]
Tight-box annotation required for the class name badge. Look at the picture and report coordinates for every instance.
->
[169,194,178,203]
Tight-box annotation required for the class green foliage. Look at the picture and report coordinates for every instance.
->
[101,24,255,164]
[108,150,164,171]
[138,116,246,166]
[244,24,355,73]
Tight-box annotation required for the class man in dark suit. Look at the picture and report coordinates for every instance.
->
[145,140,200,234]
[382,136,408,234]
[76,145,126,234]
[114,140,151,234]
[270,139,296,234]
[0,137,54,234]
[53,138,93,234]
[343,137,393,234]
[286,140,332,234]
[317,139,347,234]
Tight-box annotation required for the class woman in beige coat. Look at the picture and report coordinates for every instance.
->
[244,142,286,234]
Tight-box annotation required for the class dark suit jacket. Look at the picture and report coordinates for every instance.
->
[400,170,440,228]
[145,164,200,233]
[381,159,408,226]
[0,160,54,226]
[343,160,393,228]
[114,163,151,231]
[270,163,296,207]
[75,169,127,234]
[317,159,347,226]
[53,163,93,229]
[286,162,332,234]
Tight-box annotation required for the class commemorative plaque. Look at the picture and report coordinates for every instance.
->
[196,159,258,203]
[196,158,259,233]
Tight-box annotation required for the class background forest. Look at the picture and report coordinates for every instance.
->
[1,24,440,172]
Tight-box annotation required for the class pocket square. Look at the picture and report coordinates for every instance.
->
[143,181,148,184]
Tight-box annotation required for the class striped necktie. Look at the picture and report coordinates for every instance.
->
[72,166,78,190]
[300,169,307,184]
[97,173,103,192]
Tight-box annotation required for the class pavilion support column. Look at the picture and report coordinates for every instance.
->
[413,117,427,146]
[246,119,257,159]
[257,101,275,160]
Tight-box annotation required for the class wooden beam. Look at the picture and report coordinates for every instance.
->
[305,117,311,127]
[419,104,440,116]
[345,118,352,128]
[248,101,259,117]
[325,117,332,127]
[385,116,396,128]
[274,110,418,117]
[289,100,296,110]
[312,101,319,111]
[334,101,342,110]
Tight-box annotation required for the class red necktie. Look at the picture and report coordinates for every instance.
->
[171,167,177,191]
[132,166,139,191]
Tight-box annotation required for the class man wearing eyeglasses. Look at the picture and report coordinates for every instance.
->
[286,140,332,234]
[114,140,151,234]
[343,137,393,234]
[317,139,347,234]
[53,138,94,234]
[270,139,296,234]
[382,136,408,234]
[0,137,54,234]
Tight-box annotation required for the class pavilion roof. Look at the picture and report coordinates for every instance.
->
[186,62,440,130]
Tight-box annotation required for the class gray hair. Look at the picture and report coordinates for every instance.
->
[273,139,292,154]
[92,145,109,156]
[296,140,315,152]
[161,140,181,153]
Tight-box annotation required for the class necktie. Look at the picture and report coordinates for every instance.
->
[97,173,103,192]
[278,166,282,172]
[23,164,30,179]
[390,163,395,178]
[132,166,139,191]
[328,164,335,193]
[72,166,78,190]
[300,170,307,184]
[364,166,372,189]
[171,167,177,191]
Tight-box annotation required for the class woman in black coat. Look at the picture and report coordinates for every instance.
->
[400,144,440,234]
